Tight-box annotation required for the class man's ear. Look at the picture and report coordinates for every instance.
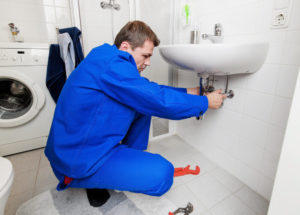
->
[119,41,131,51]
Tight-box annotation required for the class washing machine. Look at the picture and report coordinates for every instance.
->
[0,43,55,156]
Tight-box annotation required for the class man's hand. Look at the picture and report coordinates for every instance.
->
[205,89,226,109]
[187,87,200,95]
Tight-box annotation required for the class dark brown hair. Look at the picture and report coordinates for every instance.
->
[114,21,160,49]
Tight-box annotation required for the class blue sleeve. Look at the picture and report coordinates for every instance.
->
[122,113,151,150]
[97,56,208,120]
[142,77,187,93]
[156,85,187,93]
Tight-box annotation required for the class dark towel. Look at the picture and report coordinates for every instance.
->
[59,27,84,67]
[46,44,66,103]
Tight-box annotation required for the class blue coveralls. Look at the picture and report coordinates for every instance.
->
[45,44,208,196]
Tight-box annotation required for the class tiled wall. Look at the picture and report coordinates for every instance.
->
[175,0,300,200]
[78,0,131,55]
[79,0,170,86]
[0,0,72,43]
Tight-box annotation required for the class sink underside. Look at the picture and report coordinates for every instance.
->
[159,42,269,76]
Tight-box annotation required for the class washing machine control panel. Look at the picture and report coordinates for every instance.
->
[0,48,48,66]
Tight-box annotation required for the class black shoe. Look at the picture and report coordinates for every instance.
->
[86,188,110,207]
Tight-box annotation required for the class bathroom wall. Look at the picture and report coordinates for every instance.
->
[175,0,300,200]
[78,0,130,56]
[0,0,72,43]
[78,0,171,86]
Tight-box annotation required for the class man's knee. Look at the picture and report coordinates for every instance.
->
[147,155,174,196]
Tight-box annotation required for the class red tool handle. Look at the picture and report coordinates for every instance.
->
[174,165,200,177]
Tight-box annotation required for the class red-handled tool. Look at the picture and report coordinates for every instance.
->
[174,165,200,177]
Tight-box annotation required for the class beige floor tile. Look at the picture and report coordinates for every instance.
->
[33,182,57,197]
[35,165,58,189]
[39,148,51,168]
[5,190,33,215]
[5,149,42,174]
[10,169,38,196]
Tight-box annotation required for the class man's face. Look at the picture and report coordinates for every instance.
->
[121,40,154,72]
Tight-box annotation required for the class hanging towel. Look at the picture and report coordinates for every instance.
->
[46,44,66,103]
[46,27,84,103]
[57,33,75,78]
[59,27,84,66]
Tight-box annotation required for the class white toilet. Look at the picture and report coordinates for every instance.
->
[0,157,14,215]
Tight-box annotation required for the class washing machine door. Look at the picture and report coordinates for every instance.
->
[0,70,45,127]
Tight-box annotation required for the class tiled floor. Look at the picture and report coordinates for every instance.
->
[4,135,269,215]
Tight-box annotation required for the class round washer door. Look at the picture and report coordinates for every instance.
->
[0,70,45,127]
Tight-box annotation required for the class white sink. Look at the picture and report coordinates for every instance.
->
[159,42,269,76]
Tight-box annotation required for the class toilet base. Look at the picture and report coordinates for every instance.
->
[0,171,14,215]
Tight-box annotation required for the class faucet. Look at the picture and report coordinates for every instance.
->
[100,0,120,10]
[202,23,223,43]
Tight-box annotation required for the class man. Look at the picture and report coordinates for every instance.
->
[45,21,226,206]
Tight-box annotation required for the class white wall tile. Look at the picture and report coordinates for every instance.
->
[239,116,268,147]
[81,25,114,55]
[234,138,264,170]
[246,64,279,95]
[270,96,292,127]
[55,7,71,25]
[275,65,299,98]
[265,30,287,44]
[0,0,72,43]
[256,0,274,33]
[42,0,54,6]
[264,124,285,155]
[259,150,280,179]
[289,0,300,30]
[257,175,275,200]
[9,4,43,22]
[264,44,284,64]
[45,23,58,42]
[15,21,44,42]
[54,0,69,7]
[43,5,56,23]
[281,44,300,66]
[243,91,274,122]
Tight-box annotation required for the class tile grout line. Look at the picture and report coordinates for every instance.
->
[32,149,43,197]
[233,187,269,215]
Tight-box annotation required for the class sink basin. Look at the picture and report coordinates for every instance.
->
[159,42,269,76]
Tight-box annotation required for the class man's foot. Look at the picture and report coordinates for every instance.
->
[86,189,110,207]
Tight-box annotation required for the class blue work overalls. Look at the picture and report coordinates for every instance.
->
[45,44,208,196]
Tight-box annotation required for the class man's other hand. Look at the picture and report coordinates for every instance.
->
[205,89,227,109]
